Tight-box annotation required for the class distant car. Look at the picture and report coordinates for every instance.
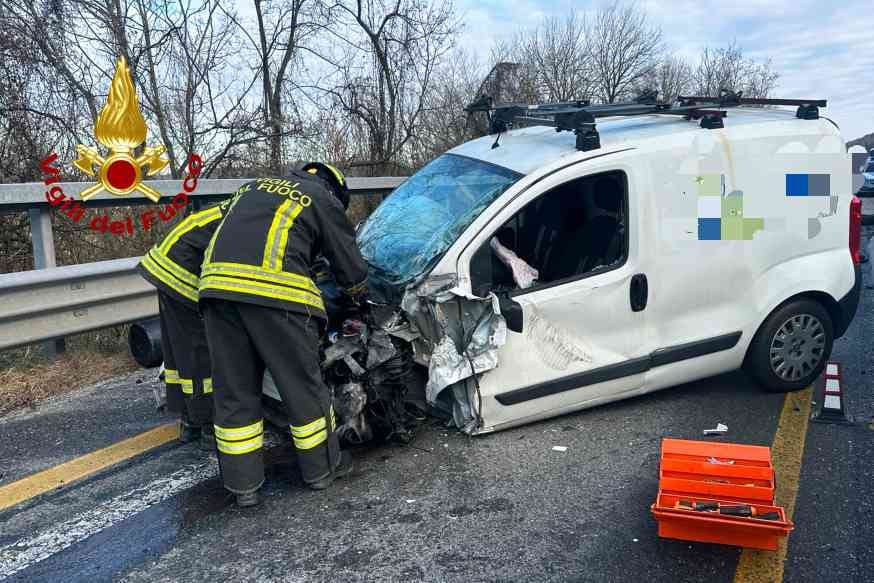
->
[859,152,874,195]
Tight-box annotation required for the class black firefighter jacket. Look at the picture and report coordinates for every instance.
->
[138,200,230,304]
[198,172,367,319]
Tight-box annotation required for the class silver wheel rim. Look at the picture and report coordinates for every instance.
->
[769,313,826,382]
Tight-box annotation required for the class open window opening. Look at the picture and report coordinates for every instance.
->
[471,170,628,296]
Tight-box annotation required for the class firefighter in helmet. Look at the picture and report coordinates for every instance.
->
[138,199,231,449]
[200,163,367,507]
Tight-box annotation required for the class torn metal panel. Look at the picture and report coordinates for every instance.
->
[365,329,397,369]
[323,336,364,367]
[334,382,370,444]
[401,275,507,433]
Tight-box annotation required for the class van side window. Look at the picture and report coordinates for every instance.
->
[471,170,628,295]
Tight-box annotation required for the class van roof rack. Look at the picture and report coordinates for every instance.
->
[465,90,828,152]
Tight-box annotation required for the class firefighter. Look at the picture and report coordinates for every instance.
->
[137,200,229,449]
[200,163,367,507]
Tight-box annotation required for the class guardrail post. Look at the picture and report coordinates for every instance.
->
[28,208,66,358]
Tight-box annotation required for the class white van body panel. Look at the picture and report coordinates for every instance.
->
[416,109,855,433]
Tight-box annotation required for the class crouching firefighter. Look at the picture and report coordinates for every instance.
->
[200,163,367,507]
[137,200,230,449]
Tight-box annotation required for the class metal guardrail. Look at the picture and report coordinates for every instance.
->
[0,258,156,350]
[0,177,404,352]
[0,176,405,212]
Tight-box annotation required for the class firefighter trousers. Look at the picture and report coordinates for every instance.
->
[158,293,213,428]
[202,299,340,494]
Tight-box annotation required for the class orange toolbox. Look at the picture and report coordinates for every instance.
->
[651,438,793,550]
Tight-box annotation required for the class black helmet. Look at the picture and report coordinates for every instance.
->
[301,162,349,209]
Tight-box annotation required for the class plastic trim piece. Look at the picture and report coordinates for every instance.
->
[495,331,743,405]
[834,264,861,339]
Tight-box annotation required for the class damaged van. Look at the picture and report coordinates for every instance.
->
[268,94,863,439]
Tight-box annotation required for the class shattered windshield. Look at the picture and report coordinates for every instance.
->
[357,153,523,285]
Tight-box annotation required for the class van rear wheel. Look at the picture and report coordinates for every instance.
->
[745,299,833,393]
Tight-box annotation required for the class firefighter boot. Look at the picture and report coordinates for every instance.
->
[179,420,201,443]
[236,491,261,508]
[200,424,216,452]
[308,451,354,491]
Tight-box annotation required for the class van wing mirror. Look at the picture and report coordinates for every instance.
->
[470,243,494,297]
[498,294,524,333]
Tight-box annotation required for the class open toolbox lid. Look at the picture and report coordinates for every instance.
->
[652,439,792,550]
[659,438,775,502]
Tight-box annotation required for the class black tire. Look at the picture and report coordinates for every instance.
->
[744,299,834,393]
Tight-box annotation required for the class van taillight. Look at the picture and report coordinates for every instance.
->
[849,196,862,264]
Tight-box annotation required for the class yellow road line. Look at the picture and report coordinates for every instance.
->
[734,387,814,583]
[0,422,179,512]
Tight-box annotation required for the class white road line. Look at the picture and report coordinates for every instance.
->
[0,462,218,579]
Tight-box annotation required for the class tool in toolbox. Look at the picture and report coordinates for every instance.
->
[651,438,794,550]
[674,500,781,520]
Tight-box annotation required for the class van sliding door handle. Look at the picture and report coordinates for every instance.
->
[630,273,648,312]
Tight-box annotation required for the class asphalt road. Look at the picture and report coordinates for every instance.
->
[1,231,872,582]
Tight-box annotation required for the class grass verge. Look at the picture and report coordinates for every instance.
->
[0,329,141,415]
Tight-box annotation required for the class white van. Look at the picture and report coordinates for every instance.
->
[354,95,863,435]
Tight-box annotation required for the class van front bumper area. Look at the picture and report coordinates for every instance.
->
[835,264,862,339]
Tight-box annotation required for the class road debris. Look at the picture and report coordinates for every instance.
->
[552,446,568,452]
[703,423,728,435]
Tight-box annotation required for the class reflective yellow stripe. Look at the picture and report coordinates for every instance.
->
[142,254,198,301]
[203,378,213,394]
[147,248,199,288]
[262,200,303,272]
[323,163,346,186]
[165,369,180,383]
[201,263,320,295]
[216,434,263,455]
[204,194,242,264]
[159,207,222,255]
[293,429,327,450]
[214,421,263,441]
[262,200,292,270]
[291,416,326,438]
[180,378,193,395]
[200,275,325,311]
[307,163,346,186]
[272,204,304,272]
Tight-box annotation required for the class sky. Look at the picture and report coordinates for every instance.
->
[453,0,874,141]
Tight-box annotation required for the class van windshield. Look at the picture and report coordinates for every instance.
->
[358,154,523,286]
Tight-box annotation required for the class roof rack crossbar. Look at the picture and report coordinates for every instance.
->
[678,95,827,108]
[466,90,828,152]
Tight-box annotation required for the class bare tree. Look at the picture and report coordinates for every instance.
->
[409,48,483,166]
[240,0,322,169]
[647,55,692,103]
[588,2,662,103]
[320,0,459,174]
[693,42,778,98]
[518,12,593,103]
